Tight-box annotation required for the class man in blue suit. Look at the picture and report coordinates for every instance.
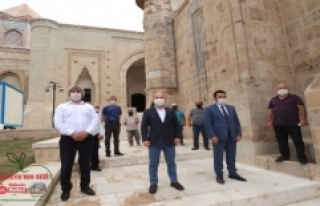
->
[204,90,247,184]
[141,91,184,194]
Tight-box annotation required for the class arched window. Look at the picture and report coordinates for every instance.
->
[4,30,23,46]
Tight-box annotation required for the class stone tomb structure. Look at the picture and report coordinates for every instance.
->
[0,4,146,129]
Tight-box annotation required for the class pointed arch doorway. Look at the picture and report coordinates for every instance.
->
[76,67,94,103]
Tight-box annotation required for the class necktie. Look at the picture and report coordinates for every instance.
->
[221,105,228,119]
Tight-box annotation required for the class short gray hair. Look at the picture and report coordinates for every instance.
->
[68,85,85,97]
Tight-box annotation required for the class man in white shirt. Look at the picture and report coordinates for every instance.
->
[54,85,99,201]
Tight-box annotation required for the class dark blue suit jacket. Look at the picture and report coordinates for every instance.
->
[141,106,181,147]
[204,104,242,141]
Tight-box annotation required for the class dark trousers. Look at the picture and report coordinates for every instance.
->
[105,122,121,154]
[149,141,177,185]
[274,125,307,161]
[59,135,94,191]
[179,125,184,143]
[213,135,237,176]
[91,134,100,169]
[192,124,208,148]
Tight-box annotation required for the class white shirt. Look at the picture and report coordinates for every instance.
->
[93,112,104,136]
[218,104,228,116]
[156,107,166,122]
[54,101,99,135]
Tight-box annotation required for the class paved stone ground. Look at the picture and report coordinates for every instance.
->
[47,151,320,206]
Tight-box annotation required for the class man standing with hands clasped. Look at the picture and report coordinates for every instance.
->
[267,82,308,165]
[141,92,184,194]
[54,85,98,201]
[204,90,246,184]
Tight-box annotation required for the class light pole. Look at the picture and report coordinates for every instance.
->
[45,81,64,128]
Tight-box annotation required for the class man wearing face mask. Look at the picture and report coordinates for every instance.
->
[141,92,184,194]
[267,83,308,165]
[54,85,99,201]
[101,96,124,157]
[171,103,186,145]
[204,90,246,184]
[124,108,141,146]
[91,105,104,171]
[188,101,210,150]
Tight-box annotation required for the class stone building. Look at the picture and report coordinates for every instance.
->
[134,0,320,166]
[0,4,145,129]
[1,0,320,167]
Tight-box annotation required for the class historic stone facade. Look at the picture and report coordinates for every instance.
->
[135,0,320,165]
[1,1,320,167]
[0,4,145,129]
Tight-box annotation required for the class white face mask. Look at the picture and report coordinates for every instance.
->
[110,100,116,105]
[95,109,100,113]
[277,89,289,96]
[217,98,227,105]
[154,98,165,106]
[70,93,81,101]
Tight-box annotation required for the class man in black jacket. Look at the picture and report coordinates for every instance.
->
[141,91,184,194]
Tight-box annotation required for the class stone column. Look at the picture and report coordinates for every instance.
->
[23,19,59,129]
[29,19,58,101]
[305,74,320,164]
[139,0,178,106]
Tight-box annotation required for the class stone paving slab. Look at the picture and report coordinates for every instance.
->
[285,197,320,205]
[47,158,320,206]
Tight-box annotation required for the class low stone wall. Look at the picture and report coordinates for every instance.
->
[0,129,59,140]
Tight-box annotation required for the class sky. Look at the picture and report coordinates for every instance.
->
[0,0,144,32]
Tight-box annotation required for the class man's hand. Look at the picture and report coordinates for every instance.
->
[78,131,89,140]
[71,132,81,141]
[236,136,242,142]
[143,141,150,147]
[174,138,180,145]
[98,135,104,140]
[210,137,219,145]
[299,119,308,126]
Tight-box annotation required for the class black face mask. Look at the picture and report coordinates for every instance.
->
[196,105,203,108]
[128,112,133,116]
[172,106,177,110]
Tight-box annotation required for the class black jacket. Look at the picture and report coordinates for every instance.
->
[141,106,181,147]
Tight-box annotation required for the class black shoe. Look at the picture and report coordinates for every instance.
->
[81,187,96,196]
[229,174,247,182]
[216,175,225,184]
[170,182,184,190]
[149,185,158,194]
[91,167,102,171]
[191,147,199,150]
[275,156,290,162]
[60,190,70,202]
[106,153,111,157]
[204,147,210,150]
[299,159,308,165]
[114,152,124,156]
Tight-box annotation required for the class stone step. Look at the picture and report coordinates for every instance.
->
[255,154,320,181]
[47,158,320,206]
[73,141,211,170]
[288,137,315,162]
[284,196,320,205]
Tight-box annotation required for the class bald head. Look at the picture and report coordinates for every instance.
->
[153,91,166,107]
[276,82,289,96]
[276,83,289,90]
[195,100,203,108]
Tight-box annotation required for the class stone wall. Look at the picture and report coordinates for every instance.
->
[0,129,59,140]
[22,19,144,129]
[280,0,320,96]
